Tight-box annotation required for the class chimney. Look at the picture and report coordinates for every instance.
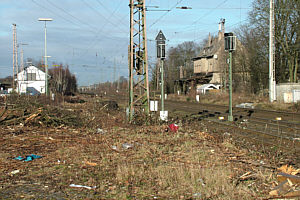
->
[218,18,225,41]
[208,32,211,47]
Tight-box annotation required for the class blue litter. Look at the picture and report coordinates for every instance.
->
[14,154,42,162]
[14,156,24,161]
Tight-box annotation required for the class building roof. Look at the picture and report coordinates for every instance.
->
[18,65,45,74]
[193,36,223,61]
[192,55,214,61]
[197,84,220,90]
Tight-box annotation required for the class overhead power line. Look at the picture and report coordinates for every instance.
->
[187,0,229,27]
[81,0,127,33]
[95,0,128,30]
[32,0,119,39]
[149,0,230,37]
[149,0,184,29]
[165,0,230,39]
[186,19,249,43]
[75,0,131,59]
[45,0,97,31]
[190,7,251,10]
[31,0,78,27]
[31,0,129,69]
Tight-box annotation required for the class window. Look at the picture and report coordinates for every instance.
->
[27,73,36,81]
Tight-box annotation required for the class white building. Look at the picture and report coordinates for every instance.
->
[196,84,220,94]
[17,65,46,94]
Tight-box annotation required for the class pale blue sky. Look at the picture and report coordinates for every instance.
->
[0,0,253,86]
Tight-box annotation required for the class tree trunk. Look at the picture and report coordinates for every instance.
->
[294,51,299,82]
[288,58,294,82]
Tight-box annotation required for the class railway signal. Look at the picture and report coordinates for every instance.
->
[156,30,166,115]
[155,30,168,120]
[224,32,236,122]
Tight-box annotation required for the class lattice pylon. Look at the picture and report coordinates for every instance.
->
[128,0,150,121]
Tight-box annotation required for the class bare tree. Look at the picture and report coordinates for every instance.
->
[153,41,200,94]
[49,64,77,95]
[249,0,299,83]
[236,25,269,93]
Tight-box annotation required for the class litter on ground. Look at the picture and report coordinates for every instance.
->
[14,154,42,162]
[69,184,96,190]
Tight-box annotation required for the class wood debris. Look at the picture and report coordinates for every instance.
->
[24,107,42,124]
[84,161,98,167]
[269,165,300,199]
[278,165,300,176]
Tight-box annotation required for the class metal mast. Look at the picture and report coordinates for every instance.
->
[156,30,166,112]
[128,0,150,121]
[269,0,276,102]
[12,24,17,91]
[38,18,53,96]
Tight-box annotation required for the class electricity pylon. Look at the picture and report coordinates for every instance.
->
[128,0,150,121]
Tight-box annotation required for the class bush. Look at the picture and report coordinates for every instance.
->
[292,102,300,112]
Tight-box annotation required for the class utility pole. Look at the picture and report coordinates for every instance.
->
[269,0,276,102]
[228,51,233,121]
[21,49,24,73]
[19,45,26,94]
[156,61,160,91]
[16,42,18,87]
[161,59,164,111]
[12,24,17,91]
[128,0,150,121]
[38,18,53,96]
[16,43,27,93]
[117,61,120,92]
[114,58,116,90]
[19,48,23,94]
[19,43,28,75]
[117,71,120,91]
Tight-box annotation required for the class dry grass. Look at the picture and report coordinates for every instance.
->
[0,125,272,199]
[0,96,276,199]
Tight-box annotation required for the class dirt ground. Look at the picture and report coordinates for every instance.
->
[0,95,298,199]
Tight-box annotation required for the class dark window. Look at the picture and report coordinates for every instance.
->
[27,73,36,81]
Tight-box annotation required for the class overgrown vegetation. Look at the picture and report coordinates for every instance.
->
[151,41,200,94]
[48,64,77,96]
[151,0,299,96]
[236,0,299,93]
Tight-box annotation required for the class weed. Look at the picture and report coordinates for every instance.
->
[0,96,277,199]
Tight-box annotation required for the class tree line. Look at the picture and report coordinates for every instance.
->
[34,59,78,95]
[237,0,299,93]
[152,0,299,94]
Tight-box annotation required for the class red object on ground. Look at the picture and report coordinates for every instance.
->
[168,124,179,132]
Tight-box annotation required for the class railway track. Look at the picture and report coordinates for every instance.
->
[165,100,300,152]
[95,94,300,152]
[205,118,299,152]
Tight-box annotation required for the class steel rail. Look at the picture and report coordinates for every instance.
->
[205,118,300,152]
